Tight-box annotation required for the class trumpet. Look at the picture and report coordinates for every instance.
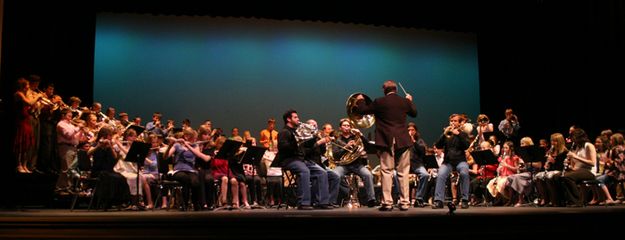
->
[38,96,54,106]
[98,112,110,123]
[444,125,459,138]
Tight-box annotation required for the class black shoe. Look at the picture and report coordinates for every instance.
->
[297,205,313,210]
[331,204,341,208]
[378,204,393,211]
[432,201,444,209]
[398,204,410,211]
[367,200,377,208]
[315,204,333,210]
[461,201,469,209]
[414,200,425,208]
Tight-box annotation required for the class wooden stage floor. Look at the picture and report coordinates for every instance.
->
[1,205,623,239]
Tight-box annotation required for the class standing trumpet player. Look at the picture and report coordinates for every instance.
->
[353,80,417,211]
[498,108,520,143]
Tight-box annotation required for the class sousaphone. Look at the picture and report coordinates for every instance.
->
[346,93,375,129]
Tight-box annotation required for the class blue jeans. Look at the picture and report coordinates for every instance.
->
[312,167,340,205]
[333,163,376,202]
[283,159,329,206]
[413,166,430,201]
[434,161,470,202]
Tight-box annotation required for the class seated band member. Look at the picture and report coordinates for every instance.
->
[277,109,331,210]
[165,128,211,211]
[469,140,498,206]
[408,122,430,208]
[113,129,154,210]
[533,133,568,207]
[302,119,341,208]
[561,128,597,207]
[329,118,377,207]
[433,113,471,209]
[211,136,248,209]
[486,141,522,205]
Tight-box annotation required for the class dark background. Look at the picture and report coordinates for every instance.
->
[2,1,624,206]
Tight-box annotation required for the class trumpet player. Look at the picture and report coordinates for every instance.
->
[433,113,471,209]
[498,108,520,143]
[55,108,85,193]
[146,112,165,136]
[330,119,377,208]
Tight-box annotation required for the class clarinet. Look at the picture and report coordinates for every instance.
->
[543,146,554,180]
[562,143,575,177]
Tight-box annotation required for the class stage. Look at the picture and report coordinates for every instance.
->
[1,205,623,239]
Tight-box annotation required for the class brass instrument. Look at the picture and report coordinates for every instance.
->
[38,95,54,106]
[346,93,375,129]
[444,125,459,138]
[294,122,317,145]
[98,112,110,123]
[332,93,374,166]
[320,132,337,169]
[333,129,366,166]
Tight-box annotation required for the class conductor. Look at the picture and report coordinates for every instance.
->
[354,80,417,211]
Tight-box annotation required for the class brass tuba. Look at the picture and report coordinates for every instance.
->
[346,93,375,129]
[334,93,375,166]
[333,129,366,166]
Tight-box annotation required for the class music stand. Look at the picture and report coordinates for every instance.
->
[424,155,440,169]
[470,150,499,166]
[482,132,496,144]
[239,146,267,209]
[517,146,545,163]
[124,141,150,209]
[215,140,243,210]
[216,140,242,159]
[125,125,146,136]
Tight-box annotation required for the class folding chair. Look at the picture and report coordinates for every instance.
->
[70,149,98,211]
[278,169,298,210]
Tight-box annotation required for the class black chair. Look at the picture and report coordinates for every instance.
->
[278,169,298,210]
[153,156,187,211]
[70,149,99,211]
[579,179,603,207]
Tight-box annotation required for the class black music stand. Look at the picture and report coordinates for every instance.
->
[470,150,499,166]
[240,146,267,209]
[482,132,496,144]
[215,140,243,211]
[124,141,150,209]
[424,155,440,169]
[216,140,242,160]
[517,146,545,164]
[125,125,146,136]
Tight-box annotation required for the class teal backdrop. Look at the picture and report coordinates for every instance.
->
[94,13,479,144]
